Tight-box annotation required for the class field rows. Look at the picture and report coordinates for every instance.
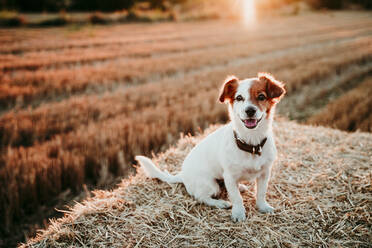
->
[4,21,371,72]
[1,27,371,110]
[1,36,371,149]
[1,20,372,71]
[1,12,371,235]
[308,76,372,131]
[0,22,230,53]
[278,61,372,121]
[1,18,371,71]
[1,13,371,54]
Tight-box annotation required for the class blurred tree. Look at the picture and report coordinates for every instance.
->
[72,0,135,11]
[306,0,372,9]
[17,0,70,11]
[0,0,370,12]
[316,0,343,9]
[353,0,372,8]
[136,0,187,11]
[147,0,167,10]
[0,0,16,10]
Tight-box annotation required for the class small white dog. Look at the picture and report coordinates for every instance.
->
[136,73,285,222]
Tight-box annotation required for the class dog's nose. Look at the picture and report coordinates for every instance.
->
[245,107,256,117]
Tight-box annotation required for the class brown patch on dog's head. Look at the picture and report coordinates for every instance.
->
[219,76,239,104]
[250,73,286,116]
[259,73,285,100]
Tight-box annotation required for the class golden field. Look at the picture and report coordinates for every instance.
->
[0,11,371,246]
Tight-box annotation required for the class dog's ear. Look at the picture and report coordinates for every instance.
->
[258,73,286,100]
[219,76,239,103]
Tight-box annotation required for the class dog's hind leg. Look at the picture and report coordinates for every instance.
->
[185,178,231,209]
[201,197,232,209]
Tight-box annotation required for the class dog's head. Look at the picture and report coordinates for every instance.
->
[219,73,285,129]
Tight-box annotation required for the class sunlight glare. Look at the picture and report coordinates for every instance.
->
[242,0,256,26]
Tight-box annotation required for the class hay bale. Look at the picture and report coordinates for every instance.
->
[22,120,372,247]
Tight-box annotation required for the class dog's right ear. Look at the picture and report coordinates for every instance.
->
[219,76,239,103]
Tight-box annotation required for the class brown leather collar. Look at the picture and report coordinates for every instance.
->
[233,131,267,156]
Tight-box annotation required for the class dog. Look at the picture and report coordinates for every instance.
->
[136,73,285,222]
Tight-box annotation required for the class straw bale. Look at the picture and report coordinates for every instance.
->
[22,119,372,247]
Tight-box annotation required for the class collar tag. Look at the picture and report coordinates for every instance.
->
[233,131,267,156]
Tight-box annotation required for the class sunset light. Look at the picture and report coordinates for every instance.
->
[2,0,371,246]
[241,0,256,25]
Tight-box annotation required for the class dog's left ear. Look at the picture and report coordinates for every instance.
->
[258,73,286,100]
[219,76,239,103]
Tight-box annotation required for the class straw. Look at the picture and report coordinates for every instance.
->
[22,119,372,247]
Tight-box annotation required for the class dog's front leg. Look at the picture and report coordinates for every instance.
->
[224,172,246,222]
[256,167,274,213]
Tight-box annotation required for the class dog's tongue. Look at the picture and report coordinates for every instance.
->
[244,119,257,128]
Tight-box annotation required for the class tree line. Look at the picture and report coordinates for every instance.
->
[1,0,371,12]
[0,0,187,12]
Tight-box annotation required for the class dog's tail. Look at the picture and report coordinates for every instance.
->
[135,155,183,184]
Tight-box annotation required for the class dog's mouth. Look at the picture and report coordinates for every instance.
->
[241,116,262,129]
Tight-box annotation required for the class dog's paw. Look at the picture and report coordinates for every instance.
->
[257,202,274,213]
[238,184,249,192]
[231,205,246,222]
[215,200,232,209]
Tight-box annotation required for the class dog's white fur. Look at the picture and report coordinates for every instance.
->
[136,74,284,222]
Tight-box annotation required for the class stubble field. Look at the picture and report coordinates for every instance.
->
[0,11,371,245]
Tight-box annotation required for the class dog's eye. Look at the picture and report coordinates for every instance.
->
[257,94,266,101]
[236,95,244,101]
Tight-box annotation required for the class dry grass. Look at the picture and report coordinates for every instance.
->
[21,119,372,247]
[307,76,372,132]
[278,60,372,121]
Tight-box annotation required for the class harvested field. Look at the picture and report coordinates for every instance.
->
[307,76,372,132]
[0,11,371,246]
[1,14,372,110]
[22,120,372,247]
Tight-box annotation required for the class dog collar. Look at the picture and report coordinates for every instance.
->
[233,131,267,156]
